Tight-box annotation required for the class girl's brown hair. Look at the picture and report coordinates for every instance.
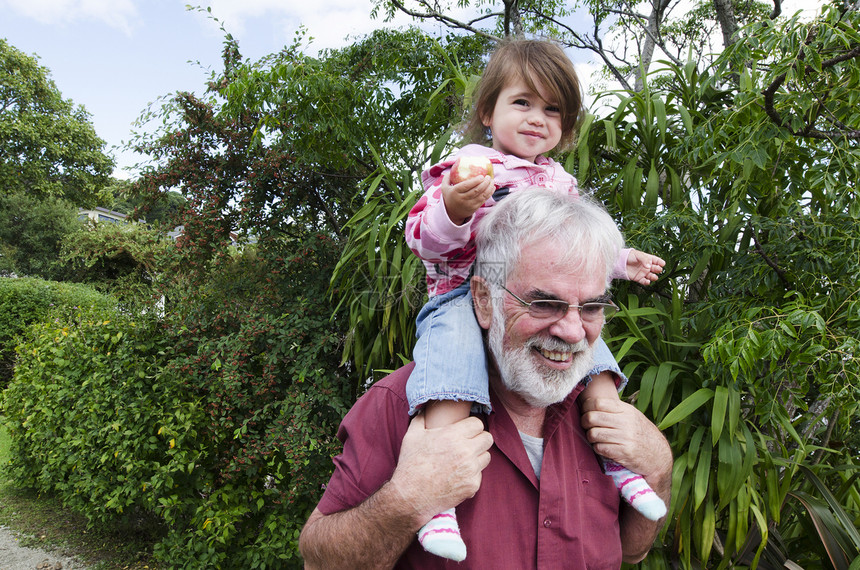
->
[463,38,585,152]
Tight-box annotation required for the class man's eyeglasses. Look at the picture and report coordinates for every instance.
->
[499,285,618,323]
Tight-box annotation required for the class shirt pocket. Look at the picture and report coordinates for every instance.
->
[577,468,623,569]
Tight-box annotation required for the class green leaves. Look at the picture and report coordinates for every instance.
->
[657,388,713,431]
[0,190,84,281]
[1,217,356,567]
[2,308,184,518]
[0,39,113,206]
[329,34,490,382]
[331,155,426,379]
[785,468,860,570]
[0,277,115,389]
[4,3,856,567]
[572,6,860,564]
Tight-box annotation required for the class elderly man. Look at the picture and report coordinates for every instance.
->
[299,189,672,568]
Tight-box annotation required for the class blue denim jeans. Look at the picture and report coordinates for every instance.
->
[407,284,489,415]
[406,283,626,416]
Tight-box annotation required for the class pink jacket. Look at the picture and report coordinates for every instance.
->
[405,145,629,296]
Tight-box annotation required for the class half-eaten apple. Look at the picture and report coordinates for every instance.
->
[449,156,494,185]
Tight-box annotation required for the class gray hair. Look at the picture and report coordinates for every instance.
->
[474,189,624,287]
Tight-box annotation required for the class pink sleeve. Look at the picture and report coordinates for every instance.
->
[404,169,474,264]
[610,248,632,281]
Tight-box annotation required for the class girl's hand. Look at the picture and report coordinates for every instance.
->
[626,249,665,286]
[441,171,494,225]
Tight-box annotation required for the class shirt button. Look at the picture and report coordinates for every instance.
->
[582,479,589,485]
[543,519,552,528]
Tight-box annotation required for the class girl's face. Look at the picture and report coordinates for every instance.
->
[482,77,563,163]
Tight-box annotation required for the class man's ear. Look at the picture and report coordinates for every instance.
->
[471,277,493,330]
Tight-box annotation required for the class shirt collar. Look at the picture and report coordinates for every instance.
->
[485,373,585,488]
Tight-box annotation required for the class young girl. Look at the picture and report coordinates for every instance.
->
[404,38,667,561]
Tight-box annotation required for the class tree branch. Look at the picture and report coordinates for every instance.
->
[770,0,783,19]
[747,223,792,287]
[525,6,634,91]
[763,44,860,140]
[601,2,684,86]
[634,0,680,89]
[812,408,839,465]
[504,0,523,37]
[602,7,649,21]
[712,0,740,48]
[387,0,502,42]
[801,396,832,442]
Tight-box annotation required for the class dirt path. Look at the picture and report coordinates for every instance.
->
[0,526,88,570]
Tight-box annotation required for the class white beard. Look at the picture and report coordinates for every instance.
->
[488,307,595,408]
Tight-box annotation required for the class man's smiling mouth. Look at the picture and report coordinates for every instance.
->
[537,347,571,362]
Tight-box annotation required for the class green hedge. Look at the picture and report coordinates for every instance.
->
[0,277,115,389]
[1,307,195,519]
[2,297,350,568]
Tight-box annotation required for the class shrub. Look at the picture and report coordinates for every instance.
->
[0,191,84,281]
[0,277,115,389]
[1,236,354,568]
[150,235,352,568]
[59,221,172,305]
[151,305,349,568]
[1,307,199,527]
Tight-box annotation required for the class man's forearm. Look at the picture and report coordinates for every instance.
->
[300,413,493,567]
[300,481,421,569]
[620,503,661,563]
[619,451,672,563]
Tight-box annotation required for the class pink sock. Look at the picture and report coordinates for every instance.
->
[603,458,667,521]
[417,508,467,561]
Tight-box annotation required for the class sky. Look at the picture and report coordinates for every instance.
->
[1,0,824,180]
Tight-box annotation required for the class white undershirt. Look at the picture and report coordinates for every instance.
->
[519,431,545,480]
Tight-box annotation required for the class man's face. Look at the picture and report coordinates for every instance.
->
[484,238,607,407]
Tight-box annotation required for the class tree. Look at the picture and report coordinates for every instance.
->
[0,39,113,206]
[372,0,780,91]
[0,189,81,280]
[571,3,860,566]
[0,39,115,281]
[126,5,860,567]
[108,177,186,228]
[132,26,485,248]
[130,24,489,381]
[67,26,488,563]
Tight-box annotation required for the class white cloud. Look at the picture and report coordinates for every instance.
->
[202,0,420,55]
[205,0,291,31]
[1,0,138,34]
[782,0,823,19]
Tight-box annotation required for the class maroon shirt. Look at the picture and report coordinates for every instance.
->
[317,363,623,569]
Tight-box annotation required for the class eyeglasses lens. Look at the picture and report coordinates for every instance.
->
[528,301,615,321]
[528,301,567,319]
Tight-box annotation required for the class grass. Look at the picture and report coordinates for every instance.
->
[0,416,161,569]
